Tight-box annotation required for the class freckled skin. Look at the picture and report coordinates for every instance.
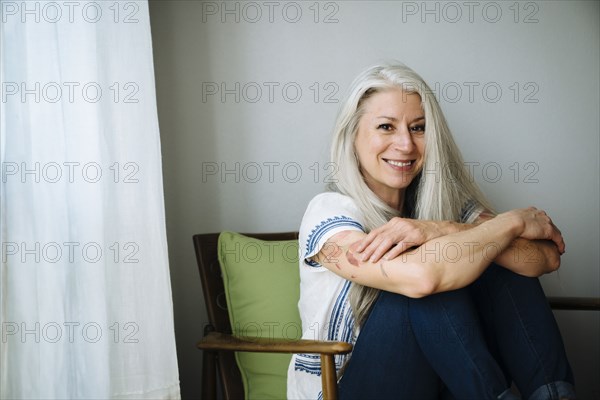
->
[345,249,360,267]
[351,275,357,279]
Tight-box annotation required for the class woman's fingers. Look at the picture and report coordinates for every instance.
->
[355,235,379,261]
[368,244,390,263]
[360,236,393,262]
[354,219,444,263]
[550,224,566,254]
[548,219,565,254]
[516,208,566,254]
[383,243,405,261]
[354,233,373,253]
[354,226,386,253]
[535,211,565,253]
[545,217,565,254]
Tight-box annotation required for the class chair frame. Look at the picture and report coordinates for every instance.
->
[193,232,600,400]
[193,232,352,400]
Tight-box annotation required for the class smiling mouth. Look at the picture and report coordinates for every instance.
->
[384,159,415,168]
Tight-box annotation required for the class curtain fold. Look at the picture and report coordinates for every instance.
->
[0,1,180,398]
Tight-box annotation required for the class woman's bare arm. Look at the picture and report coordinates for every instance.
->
[470,211,563,276]
[313,210,540,298]
[353,209,564,277]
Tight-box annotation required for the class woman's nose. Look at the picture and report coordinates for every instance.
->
[392,126,414,152]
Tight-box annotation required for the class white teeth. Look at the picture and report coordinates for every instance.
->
[386,159,412,167]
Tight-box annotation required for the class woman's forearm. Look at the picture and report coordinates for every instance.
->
[317,216,522,298]
[493,238,560,276]
[405,214,523,294]
[447,222,561,277]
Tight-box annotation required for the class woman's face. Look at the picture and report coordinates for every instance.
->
[354,89,425,208]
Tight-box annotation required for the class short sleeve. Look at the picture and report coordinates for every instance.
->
[299,192,365,270]
[459,199,486,223]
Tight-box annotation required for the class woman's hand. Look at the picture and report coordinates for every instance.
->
[498,207,565,254]
[352,218,457,263]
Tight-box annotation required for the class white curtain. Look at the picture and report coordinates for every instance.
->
[0,1,180,398]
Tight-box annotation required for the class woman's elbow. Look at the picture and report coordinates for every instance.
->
[520,253,560,277]
[397,265,439,298]
[535,243,562,274]
[537,246,561,274]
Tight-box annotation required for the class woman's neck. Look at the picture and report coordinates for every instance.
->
[378,189,405,211]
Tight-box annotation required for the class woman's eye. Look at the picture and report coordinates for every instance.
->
[410,124,425,133]
[377,123,394,131]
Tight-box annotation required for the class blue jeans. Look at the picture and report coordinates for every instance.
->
[338,263,575,399]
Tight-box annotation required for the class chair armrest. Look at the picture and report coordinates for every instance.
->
[198,331,353,355]
[547,297,600,311]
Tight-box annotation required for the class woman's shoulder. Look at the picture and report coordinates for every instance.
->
[299,191,365,262]
[301,191,364,232]
[305,191,360,212]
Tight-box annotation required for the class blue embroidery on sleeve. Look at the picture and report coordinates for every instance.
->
[304,216,364,267]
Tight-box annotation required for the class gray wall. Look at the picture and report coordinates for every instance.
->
[149,1,599,398]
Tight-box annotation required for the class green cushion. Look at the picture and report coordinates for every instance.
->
[218,232,302,400]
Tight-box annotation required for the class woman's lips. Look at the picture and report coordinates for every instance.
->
[383,158,415,171]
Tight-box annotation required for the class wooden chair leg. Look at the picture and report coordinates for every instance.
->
[202,350,217,400]
[321,354,338,400]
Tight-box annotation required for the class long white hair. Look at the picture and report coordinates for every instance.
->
[328,62,493,327]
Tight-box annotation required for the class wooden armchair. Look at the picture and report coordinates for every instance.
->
[193,232,599,400]
[193,232,352,400]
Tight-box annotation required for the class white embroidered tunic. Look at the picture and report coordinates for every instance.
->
[287,192,365,400]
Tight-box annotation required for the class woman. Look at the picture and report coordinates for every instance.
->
[286,63,575,399]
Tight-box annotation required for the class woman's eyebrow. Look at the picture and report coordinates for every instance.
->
[375,116,425,122]
[375,116,399,121]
